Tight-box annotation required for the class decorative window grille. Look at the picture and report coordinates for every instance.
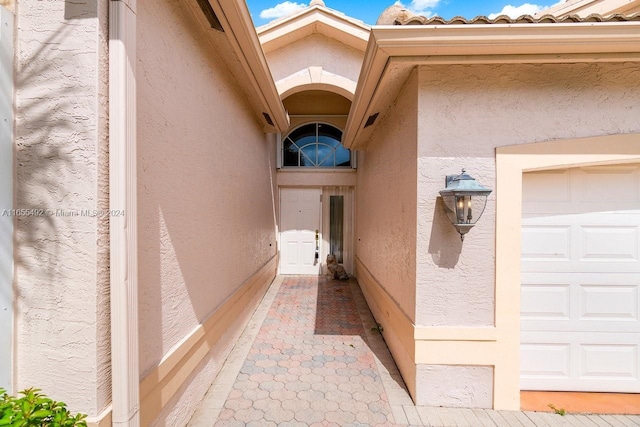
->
[281,123,351,168]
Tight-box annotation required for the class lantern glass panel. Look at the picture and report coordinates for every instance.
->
[455,195,487,225]
[442,194,488,226]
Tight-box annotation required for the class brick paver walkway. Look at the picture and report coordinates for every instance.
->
[217,276,396,426]
[189,276,640,427]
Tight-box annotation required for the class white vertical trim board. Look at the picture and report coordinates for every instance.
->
[0,5,14,393]
[109,1,140,426]
[276,132,282,168]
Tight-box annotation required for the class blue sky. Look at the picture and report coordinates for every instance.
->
[247,0,564,26]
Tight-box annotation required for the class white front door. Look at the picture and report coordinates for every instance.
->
[520,165,640,392]
[280,188,321,275]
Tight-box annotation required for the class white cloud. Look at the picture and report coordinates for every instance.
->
[410,0,440,11]
[488,3,544,19]
[488,1,563,19]
[259,1,307,19]
[394,0,440,15]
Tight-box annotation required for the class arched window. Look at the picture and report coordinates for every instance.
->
[281,123,351,168]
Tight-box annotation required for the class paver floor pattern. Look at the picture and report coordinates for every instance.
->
[214,276,395,426]
[190,276,640,427]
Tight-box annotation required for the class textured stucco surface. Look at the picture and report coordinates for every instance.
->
[277,170,356,187]
[416,155,496,327]
[14,0,110,416]
[418,63,640,158]
[415,62,640,328]
[136,0,277,423]
[416,365,494,408]
[356,71,418,322]
[266,33,363,85]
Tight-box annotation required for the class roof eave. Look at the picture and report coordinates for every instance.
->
[343,22,640,150]
[209,0,289,132]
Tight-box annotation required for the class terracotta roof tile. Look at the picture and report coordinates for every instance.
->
[394,12,640,26]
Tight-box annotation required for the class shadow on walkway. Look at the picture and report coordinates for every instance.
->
[190,275,412,426]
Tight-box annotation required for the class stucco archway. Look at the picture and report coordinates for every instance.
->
[276,66,356,101]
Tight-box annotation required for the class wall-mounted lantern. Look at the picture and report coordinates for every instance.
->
[439,169,492,241]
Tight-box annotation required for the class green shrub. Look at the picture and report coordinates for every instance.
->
[0,388,87,427]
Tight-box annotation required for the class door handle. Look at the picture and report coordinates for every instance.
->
[315,230,319,260]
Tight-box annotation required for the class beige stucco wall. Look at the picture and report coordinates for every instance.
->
[266,33,363,85]
[13,0,110,418]
[416,365,493,408]
[417,62,640,325]
[136,1,278,424]
[414,61,640,407]
[277,170,356,187]
[356,70,418,323]
[418,62,640,158]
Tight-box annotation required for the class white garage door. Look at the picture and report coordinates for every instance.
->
[520,165,640,392]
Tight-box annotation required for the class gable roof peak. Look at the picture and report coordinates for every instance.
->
[257,2,369,34]
[257,3,370,53]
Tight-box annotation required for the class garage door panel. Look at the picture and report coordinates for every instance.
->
[580,225,639,262]
[522,274,640,333]
[521,343,571,380]
[522,169,570,204]
[521,165,640,392]
[521,333,640,392]
[523,220,640,269]
[522,225,571,261]
[521,284,571,321]
[580,344,638,382]
[579,166,639,203]
[579,284,638,322]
